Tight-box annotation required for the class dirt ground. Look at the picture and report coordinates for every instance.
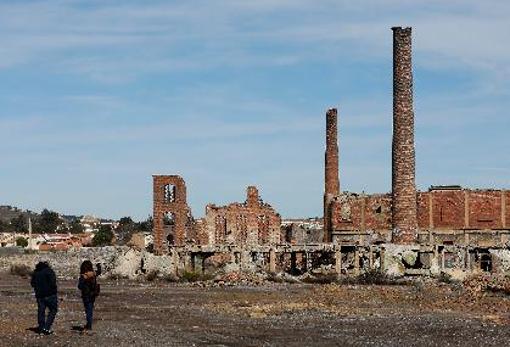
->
[2,274,510,346]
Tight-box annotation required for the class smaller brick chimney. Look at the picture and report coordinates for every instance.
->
[247,186,259,208]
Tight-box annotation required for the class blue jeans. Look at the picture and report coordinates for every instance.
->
[83,299,95,329]
[37,294,58,331]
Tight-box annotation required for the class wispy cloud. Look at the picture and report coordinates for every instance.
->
[1,1,509,81]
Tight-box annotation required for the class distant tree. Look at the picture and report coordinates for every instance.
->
[116,217,137,245]
[119,217,134,225]
[0,220,14,233]
[67,220,84,234]
[11,214,27,233]
[16,237,28,247]
[92,225,114,246]
[138,216,153,232]
[35,209,62,233]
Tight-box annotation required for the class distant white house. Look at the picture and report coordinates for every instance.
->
[80,215,100,233]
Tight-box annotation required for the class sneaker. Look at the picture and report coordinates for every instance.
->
[42,329,54,336]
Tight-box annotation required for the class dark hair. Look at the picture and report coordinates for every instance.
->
[80,260,94,274]
[35,261,49,272]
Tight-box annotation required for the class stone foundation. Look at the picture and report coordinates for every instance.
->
[3,243,508,280]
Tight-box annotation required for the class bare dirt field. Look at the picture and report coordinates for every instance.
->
[2,273,510,346]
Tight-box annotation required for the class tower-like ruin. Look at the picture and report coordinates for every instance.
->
[324,108,340,242]
[391,27,418,243]
[153,175,190,253]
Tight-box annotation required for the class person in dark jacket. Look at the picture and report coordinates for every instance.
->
[78,260,99,331]
[30,261,58,335]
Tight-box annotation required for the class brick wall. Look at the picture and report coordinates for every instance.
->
[468,190,503,229]
[154,178,281,251]
[204,186,281,246]
[331,189,509,236]
[153,175,191,253]
[429,191,464,229]
[330,193,391,232]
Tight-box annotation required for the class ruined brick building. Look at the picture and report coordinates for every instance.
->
[153,26,508,264]
[153,175,281,253]
[325,27,510,247]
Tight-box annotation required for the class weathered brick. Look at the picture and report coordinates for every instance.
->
[324,108,340,242]
[205,186,281,246]
[391,26,417,243]
[153,178,281,252]
[153,175,191,253]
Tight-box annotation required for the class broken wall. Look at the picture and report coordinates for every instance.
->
[281,223,324,244]
[204,186,281,246]
[153,175,194,253]
[418,190,507,230]
[330,193,391,232]
[330,189,509,245]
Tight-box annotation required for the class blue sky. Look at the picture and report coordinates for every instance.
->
[0,0,509,220]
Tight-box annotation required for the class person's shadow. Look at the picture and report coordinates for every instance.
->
[71,325,84,332]
[26,327,40,334]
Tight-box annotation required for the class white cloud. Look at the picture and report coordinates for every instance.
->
[0,1,508,81]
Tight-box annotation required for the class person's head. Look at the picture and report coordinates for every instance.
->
[80,260,94,274]
[35,261,49,272]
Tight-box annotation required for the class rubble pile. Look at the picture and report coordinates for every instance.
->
[189,272,269,287]
[463,274,510,296]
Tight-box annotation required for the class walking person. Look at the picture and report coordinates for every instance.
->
[30,261,58,335]
[78,260,100,332]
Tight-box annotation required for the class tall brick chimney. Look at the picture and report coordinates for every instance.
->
[324,108,340,242]
[391,27,418,244]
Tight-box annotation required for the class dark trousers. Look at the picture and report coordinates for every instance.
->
[83,298,95,329]
[37,294,58,331]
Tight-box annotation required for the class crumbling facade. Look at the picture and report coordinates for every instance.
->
[153,176,280,254]
[153,175,194,253]
[330,188,510,246]
[204,186,281,246]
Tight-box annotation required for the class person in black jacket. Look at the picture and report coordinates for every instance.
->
[78,260,99,331]
[30,261,58,335]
